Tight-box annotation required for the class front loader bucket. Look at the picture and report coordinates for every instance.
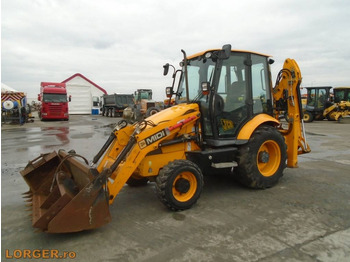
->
[20,150,111,233]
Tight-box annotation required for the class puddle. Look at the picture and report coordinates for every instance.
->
[172,213,186,221]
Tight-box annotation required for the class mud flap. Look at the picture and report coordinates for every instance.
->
[20,150,111,233]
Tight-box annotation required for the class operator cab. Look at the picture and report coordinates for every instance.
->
[304,86,332,111]
[172,45,273,146]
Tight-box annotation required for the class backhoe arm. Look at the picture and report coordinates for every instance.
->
[273,59,311,167]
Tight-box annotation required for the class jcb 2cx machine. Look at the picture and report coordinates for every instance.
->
[21,44,310,233]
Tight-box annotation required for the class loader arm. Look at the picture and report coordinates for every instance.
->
[323,101,350,121]
[96,103,201,204]
[273,58,311,167]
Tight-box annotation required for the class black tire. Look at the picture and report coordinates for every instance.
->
[303,111,314,122]
[126,176,148,187]
[235,125,287,189]
[155,160,204,211]
[146,107,160,117]
[102,108,105,116]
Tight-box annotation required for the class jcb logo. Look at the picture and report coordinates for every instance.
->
[221,119,234,131]
[139,129,167,149]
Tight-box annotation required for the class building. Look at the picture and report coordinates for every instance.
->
[62,73,107,115]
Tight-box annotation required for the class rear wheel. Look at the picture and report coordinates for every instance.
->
[156,160,204,211]
[235,125,287,189]
[111,109,116,117]
[303,111,314,122]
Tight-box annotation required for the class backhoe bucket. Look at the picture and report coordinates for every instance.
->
[20,151,111,233]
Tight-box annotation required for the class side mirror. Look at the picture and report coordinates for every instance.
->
[222,44,231,59]
[68,95,72,102]
[213,44,231,60]
[37,94,41,101]
[201,82,210,95]
[166,87,173,98]
[163,63,170,76]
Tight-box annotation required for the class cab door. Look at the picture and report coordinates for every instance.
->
[210,53,271,142]
[211,53,249,140]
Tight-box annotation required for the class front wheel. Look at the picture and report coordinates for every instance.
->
[146,107,160,117]
[235,125,287,189]
[303,111,314,122]
[155,160,204,211]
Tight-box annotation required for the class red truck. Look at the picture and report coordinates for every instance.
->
[38,82,70,120]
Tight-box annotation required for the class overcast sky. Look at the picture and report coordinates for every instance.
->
[2,0,350,100]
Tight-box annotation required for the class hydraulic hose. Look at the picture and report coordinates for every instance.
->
[91,132,116,165]
[109,133,136,173]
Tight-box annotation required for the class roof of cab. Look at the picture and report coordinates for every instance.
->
[187,49,271,59]
[333,87,350,89]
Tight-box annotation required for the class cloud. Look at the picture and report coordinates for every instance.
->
[2,0,350,100]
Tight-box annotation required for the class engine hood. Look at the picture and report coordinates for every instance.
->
[145,103,200,125]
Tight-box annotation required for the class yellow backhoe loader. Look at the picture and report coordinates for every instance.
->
[21,45,310,233]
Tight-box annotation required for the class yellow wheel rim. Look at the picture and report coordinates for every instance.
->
[303,114,310,121]
[172,171,197,202]
[257,140,281,177]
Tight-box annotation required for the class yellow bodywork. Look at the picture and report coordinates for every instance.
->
[98,58,311,204]
[323,101,350,120]
[237,114,279,140]
[272,58,311,167]
[97,103,201,204]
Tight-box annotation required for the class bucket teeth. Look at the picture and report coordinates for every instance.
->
[24,199,32,202]
[25,208,32,211]
[23,195,32,199]
[25,203,33,207]
[22,191,32,196]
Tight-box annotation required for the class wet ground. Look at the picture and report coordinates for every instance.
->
[1,115,350,261]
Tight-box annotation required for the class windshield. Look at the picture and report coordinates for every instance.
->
[177,57,216,102]
[138,91,152,100]
[43,94,67,102]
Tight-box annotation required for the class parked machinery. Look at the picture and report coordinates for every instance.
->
[123,89,162,122]
[21,45,310,233]
[38,82,70,121]
[303,86,350,122]
[1,91,31,124]
[100,93,134,117]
